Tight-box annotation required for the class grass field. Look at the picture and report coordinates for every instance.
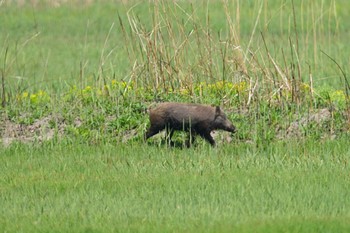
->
[1,0,350,232]
[1,139,350,232]
[1,0,350,91]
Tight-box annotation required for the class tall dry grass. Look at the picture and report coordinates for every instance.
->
[118,0,347,105]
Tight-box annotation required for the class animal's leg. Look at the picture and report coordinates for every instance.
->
[165,126,175,146]
[144,125,163,141]
[186,130,196,147]
[200,131,216,147]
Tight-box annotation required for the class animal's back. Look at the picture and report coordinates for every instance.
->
[153,102,214,124]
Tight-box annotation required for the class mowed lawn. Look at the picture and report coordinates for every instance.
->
[1,139,350,232]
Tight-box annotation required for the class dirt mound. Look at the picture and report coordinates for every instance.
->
[278,108,333,139]
[1,115,65,147]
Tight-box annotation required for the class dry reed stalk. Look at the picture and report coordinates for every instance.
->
[1,47,8,108]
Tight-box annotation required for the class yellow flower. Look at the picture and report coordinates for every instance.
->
[85,86,92,92]
[233,81,247,93]
[300,83,310,92]
[82,86,92,95]
[37,90,45,97]
[180,88,190,96]
[215,81,224,90]
[331,90,346,102]
[22,92,29,99]
[121,81,127,88]
[30,94,38,104]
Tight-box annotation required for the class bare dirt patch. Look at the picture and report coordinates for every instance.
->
[277,108,334,139]
[1,114,65,147]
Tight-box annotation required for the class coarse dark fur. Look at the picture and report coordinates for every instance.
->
[144,102,236,147]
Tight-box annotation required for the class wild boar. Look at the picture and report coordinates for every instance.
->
[144,102,236,147]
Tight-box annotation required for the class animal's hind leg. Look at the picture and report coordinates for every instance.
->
[186,130,196,147]
[165,127,175,146]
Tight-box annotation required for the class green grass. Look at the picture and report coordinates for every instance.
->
[1,139,350,232]
[1,1,350,232]
[1,0,350,93]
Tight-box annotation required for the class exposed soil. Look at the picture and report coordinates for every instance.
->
[1,114,66,147]
[277,108,334,139]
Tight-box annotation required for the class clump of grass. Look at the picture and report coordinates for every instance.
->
[120,0,349,111]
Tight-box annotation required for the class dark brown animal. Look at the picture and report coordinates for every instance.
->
[144,102,236,147]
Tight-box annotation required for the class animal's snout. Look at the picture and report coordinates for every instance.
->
[227,124,236,133]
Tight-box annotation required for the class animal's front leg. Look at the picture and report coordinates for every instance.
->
[144,125,163,141]
[200,131,216,147]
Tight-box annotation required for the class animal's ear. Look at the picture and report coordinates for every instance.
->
[215,106,221,117]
